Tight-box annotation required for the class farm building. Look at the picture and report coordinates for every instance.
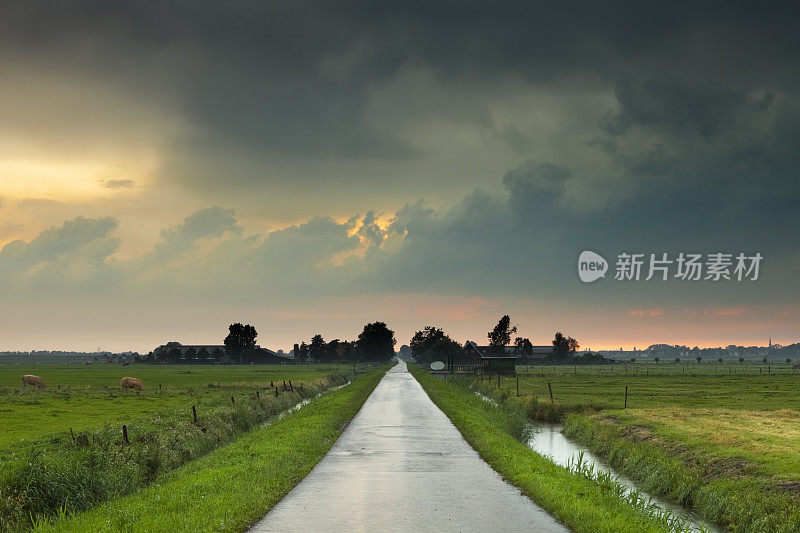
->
[152,342,295,364]
[447,341,519,375]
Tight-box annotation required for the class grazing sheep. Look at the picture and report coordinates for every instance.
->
[21,375,46,389]
[121,376,145,392]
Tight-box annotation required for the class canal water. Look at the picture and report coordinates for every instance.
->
[528,424,720,532]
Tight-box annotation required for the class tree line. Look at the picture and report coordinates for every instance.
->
[294,321,396,363]
[408,314,609,364]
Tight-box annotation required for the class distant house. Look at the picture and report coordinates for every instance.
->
[153,342,225,361]
[447,341,518,375]
[528,346,552,361]
[471,343,551,361]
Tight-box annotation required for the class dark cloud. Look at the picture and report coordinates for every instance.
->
[1,146,797,312]
[0,2,798,333]
[2,2,797,169]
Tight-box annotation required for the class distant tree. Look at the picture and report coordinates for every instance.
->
[357,322,396,362]
[196,347,209,361]
[167,347,182,363]
[410,326,446,362]
[398,345,412,360]
[427,337,462,365]
[787,358,792,364]
[739,357,744,364]
[568,337,580,352]
[674,357,680,363]
[552,332,577,359]
[309,335,326,361]
[184,347,197,362]
[341,341,359,362]
[224,323,258,362]
[296,342,310,363]
[326,339,342,363]
[654,357,660,363]
[211,348,224,363]
[513,337,534,362]
[488,315,517,355]
[630,357,636,363]
[696,356,702,363]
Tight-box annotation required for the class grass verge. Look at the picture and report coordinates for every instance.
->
[408,366,677,533]
[0,371,355,531]
[563,412,800,532]
[31,366,387,532]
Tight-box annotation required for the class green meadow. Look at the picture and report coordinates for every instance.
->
[508,362,800,410]
[466,362,800,532]
[0,363,356,450]
[0,362,372,531]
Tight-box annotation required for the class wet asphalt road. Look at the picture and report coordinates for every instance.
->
[250,361,567,532]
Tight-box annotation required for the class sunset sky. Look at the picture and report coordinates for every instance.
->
[0,2,798,353]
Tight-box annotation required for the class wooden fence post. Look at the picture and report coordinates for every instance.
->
[497,374,500,391]
[516,376,519,397]
[231,396,235,405]
[122,424,129,444]
[624,386,628,409]
[256,390,260,399]
[192,405,197,423]
[548,382,554,406]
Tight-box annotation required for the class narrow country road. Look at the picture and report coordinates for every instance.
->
[250,361,567,532]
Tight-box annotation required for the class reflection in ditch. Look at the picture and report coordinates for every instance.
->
[528,424,719,533]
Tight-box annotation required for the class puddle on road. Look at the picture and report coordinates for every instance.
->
[528,424,720,532]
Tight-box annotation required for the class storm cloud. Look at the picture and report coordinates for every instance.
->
[0,1,798,350]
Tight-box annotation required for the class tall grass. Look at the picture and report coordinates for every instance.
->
[563,414,800,532]
[566,452,702,532]
[467,371,800,531]
[0,372,350,531]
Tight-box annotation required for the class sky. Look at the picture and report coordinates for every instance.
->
[0,1,798,353]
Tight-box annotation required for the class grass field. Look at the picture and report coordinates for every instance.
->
[464,363,800,532]
[31,367,388,532]
[610,407,800,481]
[0,363,358,451]
[0,363,368,531]
[502,363,800,410]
